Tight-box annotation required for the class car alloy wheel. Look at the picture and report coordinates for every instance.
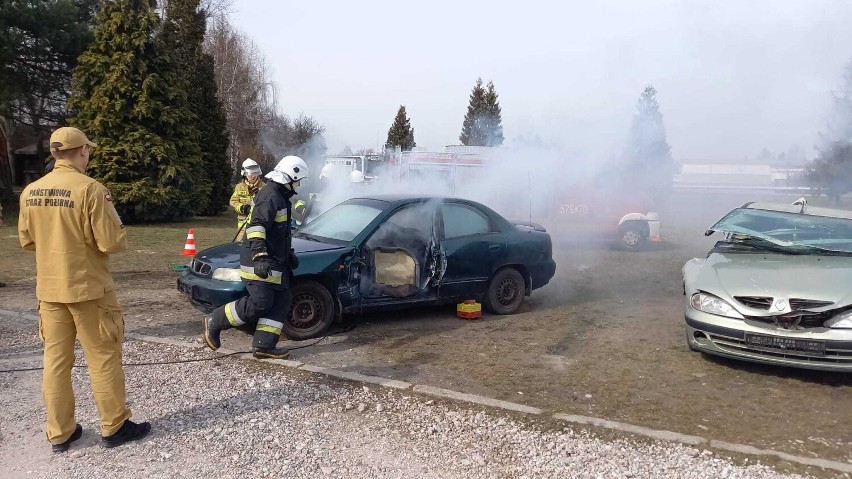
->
[622,229,641,247]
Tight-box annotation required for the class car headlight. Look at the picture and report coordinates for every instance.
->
[825,310,852,329]
[211,267,241,282]
[690,292,744,319]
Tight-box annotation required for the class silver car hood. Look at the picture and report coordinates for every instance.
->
[686,252,852,308]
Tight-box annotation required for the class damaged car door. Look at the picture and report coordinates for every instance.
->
[355,201,442,306]
[438,200,507,300]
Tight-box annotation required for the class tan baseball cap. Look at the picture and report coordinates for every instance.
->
[49,127,97,152]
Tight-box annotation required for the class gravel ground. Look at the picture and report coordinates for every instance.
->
[0,330,808,479]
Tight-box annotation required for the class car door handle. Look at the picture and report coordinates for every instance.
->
[489,245,502,251]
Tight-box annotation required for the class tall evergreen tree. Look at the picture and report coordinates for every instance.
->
[385,105,415,151]
[162,0,229,215]
[809,62,852,203]
[68,0,199,222]
[482,81,504,146]
[621,85,674,200]
[459,78,486,146]
[459,78,504,146]
[0,0,98,188]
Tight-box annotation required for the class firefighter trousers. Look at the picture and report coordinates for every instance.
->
[211,281,292,349]
[38,289,132,443]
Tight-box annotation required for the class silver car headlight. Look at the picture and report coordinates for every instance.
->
[825,310,852,329]
[690,292,744,319]
[211,267,241,282]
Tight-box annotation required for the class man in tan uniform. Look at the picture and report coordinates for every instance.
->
[18,127,151,452]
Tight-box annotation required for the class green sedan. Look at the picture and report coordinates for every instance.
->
[178,195,557,339]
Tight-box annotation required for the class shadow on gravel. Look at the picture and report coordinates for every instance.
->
[132,319,201,338]
[153,383,323,435]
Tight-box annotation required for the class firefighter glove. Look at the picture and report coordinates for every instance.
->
[239,204,251,215]
[254,257,270,279]
[287,249,300,270]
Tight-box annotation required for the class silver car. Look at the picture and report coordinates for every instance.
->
[683,201,852,371]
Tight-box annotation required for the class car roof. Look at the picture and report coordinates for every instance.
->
[349,194,471,204]
[744,202,852,220]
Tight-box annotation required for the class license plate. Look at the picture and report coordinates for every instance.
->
[745,333,826,357]
[177,279,192,296]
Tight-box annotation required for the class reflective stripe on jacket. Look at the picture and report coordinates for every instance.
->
[229,179,265,226]
[238,182,293,288]
[18,160,126,303]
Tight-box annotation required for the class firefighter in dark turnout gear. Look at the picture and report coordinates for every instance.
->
[204,156,309,359]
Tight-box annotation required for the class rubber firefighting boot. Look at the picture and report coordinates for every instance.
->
[252,347,290,359]
[203,307,232,351]
[252,329,289,359]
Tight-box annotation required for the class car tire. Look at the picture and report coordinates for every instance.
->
[619,223,646,250]
[284,280,334,340]
[484,268,525,315]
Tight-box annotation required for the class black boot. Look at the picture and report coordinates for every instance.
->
[253,347,290,359]
[102,420,151,448]
[203,315,221,350]
[52,423,82,453]
[203,307,232,351]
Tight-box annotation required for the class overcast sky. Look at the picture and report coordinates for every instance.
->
[228,0,852,162]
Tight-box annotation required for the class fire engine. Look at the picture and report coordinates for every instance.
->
[384,146,662,249]
[549,187,661,249]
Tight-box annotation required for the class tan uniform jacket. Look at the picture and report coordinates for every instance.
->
[229,179,265,225]
[18,160,126,303]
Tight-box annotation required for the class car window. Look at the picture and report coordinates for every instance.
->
[367,203,434,249]
[298,202,383,243]
[442,203,491,239]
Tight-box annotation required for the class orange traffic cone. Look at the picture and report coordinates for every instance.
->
[182,228,197,256]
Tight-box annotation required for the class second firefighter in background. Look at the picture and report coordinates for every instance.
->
[204,156,308,359]
[229,158,265,241]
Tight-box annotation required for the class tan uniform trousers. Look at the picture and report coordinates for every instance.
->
[38,289,131,443]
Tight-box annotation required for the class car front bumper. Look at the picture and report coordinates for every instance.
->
[177,270,247,313]
[685,310,852,372]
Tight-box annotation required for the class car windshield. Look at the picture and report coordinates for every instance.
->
[296,200,384,244]
[709,207,852,254]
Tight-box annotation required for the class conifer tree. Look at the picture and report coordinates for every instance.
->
[483,81,504,147]
[162,0,229,215]
[459,78,504,146]
[809,62,852,203]
[459,78,486,146]
[385,105,416,151]
[68,0,199,222]
[621,85,674,200]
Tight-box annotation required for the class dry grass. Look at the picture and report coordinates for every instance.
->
[1,210,237,283]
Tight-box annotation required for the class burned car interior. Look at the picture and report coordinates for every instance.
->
[360,203,436,299]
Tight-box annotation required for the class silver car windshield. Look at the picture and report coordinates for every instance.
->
[710,207,852,254]
[298,203,383,243]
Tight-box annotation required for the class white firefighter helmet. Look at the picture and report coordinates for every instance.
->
[350,170,365,183]
[320,163,335,179]
[266,155,309,185]
[241,158,262,177]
